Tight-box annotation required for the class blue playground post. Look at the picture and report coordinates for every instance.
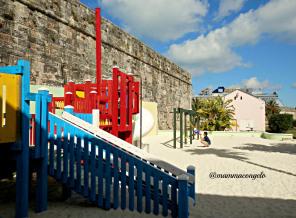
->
[0,60,30,218]
[16,60,30,218]
[36,88,51,212]
[187,165,196,205]
[178,174,189,218]
[0,60,52,217]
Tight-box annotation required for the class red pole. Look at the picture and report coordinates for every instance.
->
[111,67,119,137]
[65,92,73,106]
[90,91,97,109]
[96,8,102,101]
[120,72,127,129]
[85,79,92,112]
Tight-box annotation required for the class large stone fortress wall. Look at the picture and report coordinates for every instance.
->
[0,0,192,129]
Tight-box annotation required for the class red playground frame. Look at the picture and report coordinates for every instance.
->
[50,8,140,143]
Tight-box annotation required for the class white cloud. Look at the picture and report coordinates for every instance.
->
[167,0,296,75]
[102,0,208,41]
[215,0,245,21]
[242,77,270,90]
[230,77,282,91]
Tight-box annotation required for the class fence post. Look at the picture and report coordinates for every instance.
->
[85,79,92,113]
[36,88,50,213]
[187,165,196,205]
[67,80,76,106]
[90,90,97,109]
[62,104,74,200]
[92,109,100,128]
[15,60,30,218]
[48,93,54,113]
[111,67,119,137]
[178,174,189,218]
[65,91,73,106]
[35,90,42,158]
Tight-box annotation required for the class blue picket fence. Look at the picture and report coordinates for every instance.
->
[48,112,195,217]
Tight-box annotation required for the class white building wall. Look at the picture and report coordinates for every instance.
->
[225,90,266,131]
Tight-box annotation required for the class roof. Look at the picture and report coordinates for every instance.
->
[224,89,266,104]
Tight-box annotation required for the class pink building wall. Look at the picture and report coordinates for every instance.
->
[225,90,266,131]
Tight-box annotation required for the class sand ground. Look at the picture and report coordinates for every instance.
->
[144,133,296,218]
[0,133,295,217]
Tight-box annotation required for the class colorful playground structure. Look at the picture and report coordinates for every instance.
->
[0,7,196,218]
[49,8,140,144]
[0,60,195,218]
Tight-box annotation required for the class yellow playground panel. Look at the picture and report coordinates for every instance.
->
[76,90,85,98]
[0,73,21,143]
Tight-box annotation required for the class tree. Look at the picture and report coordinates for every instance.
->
[266,100,280,119]
[192,96,235,131]
[268,114,293,133]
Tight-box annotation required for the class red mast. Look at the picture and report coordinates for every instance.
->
[96,8,102,103]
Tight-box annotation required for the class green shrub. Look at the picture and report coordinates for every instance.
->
[293,120,296,128]
[268,114,293,133]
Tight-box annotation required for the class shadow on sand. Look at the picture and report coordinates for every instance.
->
[192,193,296,218]
[184,146,296,177]
[161,137,198,149]
[161,137,176,148]
[1,179,296,218]
[234,143,296,154]
[185,147,248,161]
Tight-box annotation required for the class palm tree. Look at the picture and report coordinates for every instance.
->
[192,96,235,131]
[266,100,280,119]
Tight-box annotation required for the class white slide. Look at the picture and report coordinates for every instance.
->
[132,108,155,140]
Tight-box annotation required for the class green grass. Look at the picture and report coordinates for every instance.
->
[286,129,296,139]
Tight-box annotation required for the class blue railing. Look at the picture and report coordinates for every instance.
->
[48,112,195,217]
[72,112,93,123]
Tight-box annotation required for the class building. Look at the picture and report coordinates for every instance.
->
[280,107,296,120]
[225,90,266,131]
[194,87,266,132]
[252,92,283,106]
[212,86,283,105]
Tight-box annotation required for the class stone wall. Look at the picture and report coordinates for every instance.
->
[0,0,192,129]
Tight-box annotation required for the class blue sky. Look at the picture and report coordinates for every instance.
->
[80,0,296,107]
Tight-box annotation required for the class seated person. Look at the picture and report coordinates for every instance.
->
[201,131,211,147]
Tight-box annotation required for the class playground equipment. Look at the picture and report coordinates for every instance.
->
[0,60,196,218]
[50,8,140,144]
[0,60,51,217]
[133,107,155,140]
[0,73,21,143]
[173,108,198,149]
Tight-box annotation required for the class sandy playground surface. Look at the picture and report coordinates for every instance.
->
[0,132,296,218]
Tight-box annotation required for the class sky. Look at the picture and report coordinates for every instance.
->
[80,0,296,107]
